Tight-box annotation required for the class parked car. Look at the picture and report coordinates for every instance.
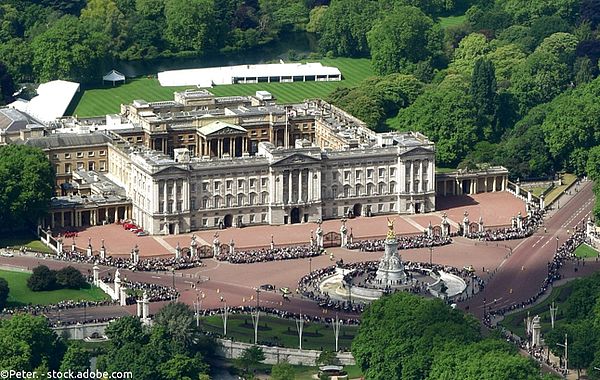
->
[136,231,149,237]
[0,252,14,257]
[259,284,275,291]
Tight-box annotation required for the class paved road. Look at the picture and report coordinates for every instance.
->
[460,180,594,318]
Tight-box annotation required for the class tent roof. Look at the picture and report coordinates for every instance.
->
[103,70,125,82]
[9,80,80,124]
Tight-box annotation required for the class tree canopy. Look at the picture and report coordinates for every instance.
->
[0,145,55,231]
[352,292,545,380]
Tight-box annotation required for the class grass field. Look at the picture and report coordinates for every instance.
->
[574,243,598,259]
[544,173,577,205]
[436,167,457,174]
[0,269,109,307]
[71,57,374,117]
[0,232,53,254]
[499,281,574,338]
[439,15,467,28]
[202,314,358,351]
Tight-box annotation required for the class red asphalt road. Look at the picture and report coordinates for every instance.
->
[461,180,595,318]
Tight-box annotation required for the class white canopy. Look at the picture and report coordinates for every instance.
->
[158,62,342,87]
[9,80,80,124]
[103,70,125,85]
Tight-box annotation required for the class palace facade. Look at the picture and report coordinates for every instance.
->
[22,89,508,235]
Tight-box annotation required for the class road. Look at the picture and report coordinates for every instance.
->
[0,182,593,323]
[461,180,594,318]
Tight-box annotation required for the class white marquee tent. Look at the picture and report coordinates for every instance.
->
[103,70,126,86]
[158,62,342,87]
[9,80,80,124]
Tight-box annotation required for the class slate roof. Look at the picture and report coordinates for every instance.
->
[25,133,112,149]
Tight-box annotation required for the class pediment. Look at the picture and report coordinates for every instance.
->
[155,166,190,176]
[205,126,246,136]
[400,147,434,157]
[273,153,321,166]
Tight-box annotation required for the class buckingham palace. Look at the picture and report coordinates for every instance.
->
[23,89,509,235]
[100,92,436,234]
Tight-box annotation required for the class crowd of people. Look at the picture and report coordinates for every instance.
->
[4,299,116,316]
[122,280,179,303]
[297,260,483,314]
[346,234,452,252]
[215,245,322,264]
[467,209,545,241]
[49,250,204,272]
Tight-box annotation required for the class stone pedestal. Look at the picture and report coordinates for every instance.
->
[375,237,405,285]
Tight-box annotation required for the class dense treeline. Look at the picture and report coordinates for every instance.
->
[0,303,214,380]
[315,0,600,187]
[352,292,554,380]
[0,0,323,86]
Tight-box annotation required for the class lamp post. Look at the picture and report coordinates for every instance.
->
[309,257,312,273]
[429,245,433,265]
[556,236,559,252]
[557,334,568,375]
[220,297,228,336]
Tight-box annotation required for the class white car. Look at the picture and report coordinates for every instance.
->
[0,252,14,257]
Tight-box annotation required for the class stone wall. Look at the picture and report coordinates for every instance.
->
[217,339,355,366]
[53,322,110,340]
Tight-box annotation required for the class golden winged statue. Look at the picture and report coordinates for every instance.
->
[386,217,396,239]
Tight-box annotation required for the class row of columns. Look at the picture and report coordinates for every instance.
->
[404,160,434,194]
[438,175,507,196]
[283,168,314,204]
[49,206,130,229]
[199,136,250,158]
[160,179,188,214]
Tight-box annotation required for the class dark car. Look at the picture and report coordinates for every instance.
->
[259,284,275,291]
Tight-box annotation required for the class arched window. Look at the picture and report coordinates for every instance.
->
[389,181,396,194]
[261,191,269,204]
[367,183,375,196]
[378,182,386,195]
[355,184,362,196]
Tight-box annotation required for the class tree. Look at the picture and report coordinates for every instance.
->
[574,56,594,86]
[306,5,327,33]
[395,75,478,166]
[164,0,216,54]
[497,0,579,24]
[367,6,442,76]
[317,349,337,366]
[586,146,600,181]
[238,346,265,376]
[0,62,15,106]
[154,302,200,354]
[352,292,480,380]
[428,339,543,380]
[60,343,90,373]
[55,266,86,289]
[0,145,54,231]
[470,58,498,139]
[316,0,380,57]
[105,316,147,349]
[448,33,490,76]
[0,314,66,370]
[486,43,527,85]
[270,360,295,380]
[495,105,554,179]
[27,265,56,291]
[158,353,209,380]
[535,32,578,66]
[510,51,569,114]
[0,278,8,311]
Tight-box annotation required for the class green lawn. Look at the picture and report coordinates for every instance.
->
[545,173,577,205]
[436,167,457,174]
[528,185,551,197]
[499,281,574,338]
[574,243,599,259]
[0,269,109,307]
[202,314,358,351]
[439,14,467,28]
[0,232,53,254]
[71,57,374,117]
